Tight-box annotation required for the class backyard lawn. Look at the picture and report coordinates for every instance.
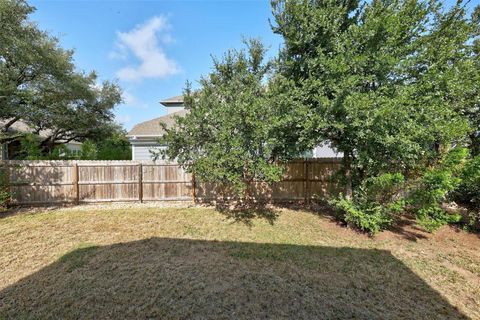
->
[0,205,479,319]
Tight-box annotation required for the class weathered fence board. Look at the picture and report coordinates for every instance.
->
[2,159,344,205]
[190,159,345,202]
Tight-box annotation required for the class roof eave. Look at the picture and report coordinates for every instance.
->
[159,102,183,107]
[127,134,162,138]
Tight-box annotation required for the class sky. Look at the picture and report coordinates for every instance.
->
[29,0,283,131]
[28,0,474,132]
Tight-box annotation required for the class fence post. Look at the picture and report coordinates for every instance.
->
[192,172,196,203]
[2,161,11,205]
[138,163,143,203]
[73,163,79,205]
[305,160,310,205]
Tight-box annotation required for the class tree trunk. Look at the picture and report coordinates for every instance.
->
[469,133,480,157]
[342,152,353,198]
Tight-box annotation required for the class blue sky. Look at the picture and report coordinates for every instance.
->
[28,0,474,131]
[30,0,283,130]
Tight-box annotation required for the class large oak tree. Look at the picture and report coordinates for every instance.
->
[0,0,122,152]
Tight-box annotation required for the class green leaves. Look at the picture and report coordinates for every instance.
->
[273,0,476,183]
[329,172,406,234]
[454,155,480,217]
[0,0,122,152]
[157,40,299,193]
[271,0,478,232]
[407,147,468,231]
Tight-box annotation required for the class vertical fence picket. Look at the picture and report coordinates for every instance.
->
[192,172,196,203]
[73,164,79,204]
[305,160,310,204]
[138,163,143,203]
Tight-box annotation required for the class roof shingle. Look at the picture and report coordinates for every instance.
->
[127,110,187,137]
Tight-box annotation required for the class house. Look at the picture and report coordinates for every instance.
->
[0,120,83,160]
[127,96,187,160]
[127,95,342,160]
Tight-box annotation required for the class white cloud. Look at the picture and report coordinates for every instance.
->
[115,114,132,125]
[122,91,148,109]
[112,16,180,82]
[108,48,127,60]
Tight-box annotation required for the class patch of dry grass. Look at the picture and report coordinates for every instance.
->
[0,206,479,319]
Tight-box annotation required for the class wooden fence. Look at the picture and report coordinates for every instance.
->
[1,159,344,205]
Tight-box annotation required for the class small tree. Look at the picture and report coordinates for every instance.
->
[156,40,300,193]
[95,125,132,160]
[80,140,98,160]
[19,134,43,160]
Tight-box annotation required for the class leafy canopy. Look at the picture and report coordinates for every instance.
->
[17,125,131,160]
[0,0,122,151]
[271,0,479,232]
[157,40,302,192]
[272,0,478,184]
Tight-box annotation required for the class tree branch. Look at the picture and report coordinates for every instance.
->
[1,117,21,132]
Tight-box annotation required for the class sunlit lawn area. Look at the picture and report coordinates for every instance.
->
[0,205,479,319]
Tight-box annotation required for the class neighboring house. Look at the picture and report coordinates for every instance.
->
[127,96,187,160]
[63,141,83,156]
[127,95,342,161]
[311,144,342,158]
[0,120,83,160]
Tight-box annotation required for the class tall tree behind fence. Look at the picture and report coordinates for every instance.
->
[2,159,343,205]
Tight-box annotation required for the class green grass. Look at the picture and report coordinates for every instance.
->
[0,206,478,319]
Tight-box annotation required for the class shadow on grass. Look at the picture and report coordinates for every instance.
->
[214,201,279,226]
[274,201,435,241]
[0,238,467,319]
[387,216,431,241]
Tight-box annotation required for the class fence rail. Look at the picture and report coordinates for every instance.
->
[2,159,344,205]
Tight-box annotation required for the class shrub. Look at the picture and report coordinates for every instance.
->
[408,148,467,231]
[455,155,480,209]
[330,173,406,234]
[465,211,480,231]
[416,206,462,233]
[454,155,480,230]
[330,196,405,235]
[0,168,10,210]
[0,188,9,210]
[330,149,469,234]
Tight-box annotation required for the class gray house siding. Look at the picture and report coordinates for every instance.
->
[131,142,165,161]
[312,145,342,158]
[165,105,184,114]
[131,142,340,161]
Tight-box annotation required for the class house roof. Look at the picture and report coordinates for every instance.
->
[127,109,188,137]
[0,120,51,139]
[159,95,184,106]
[0,120,82,144]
